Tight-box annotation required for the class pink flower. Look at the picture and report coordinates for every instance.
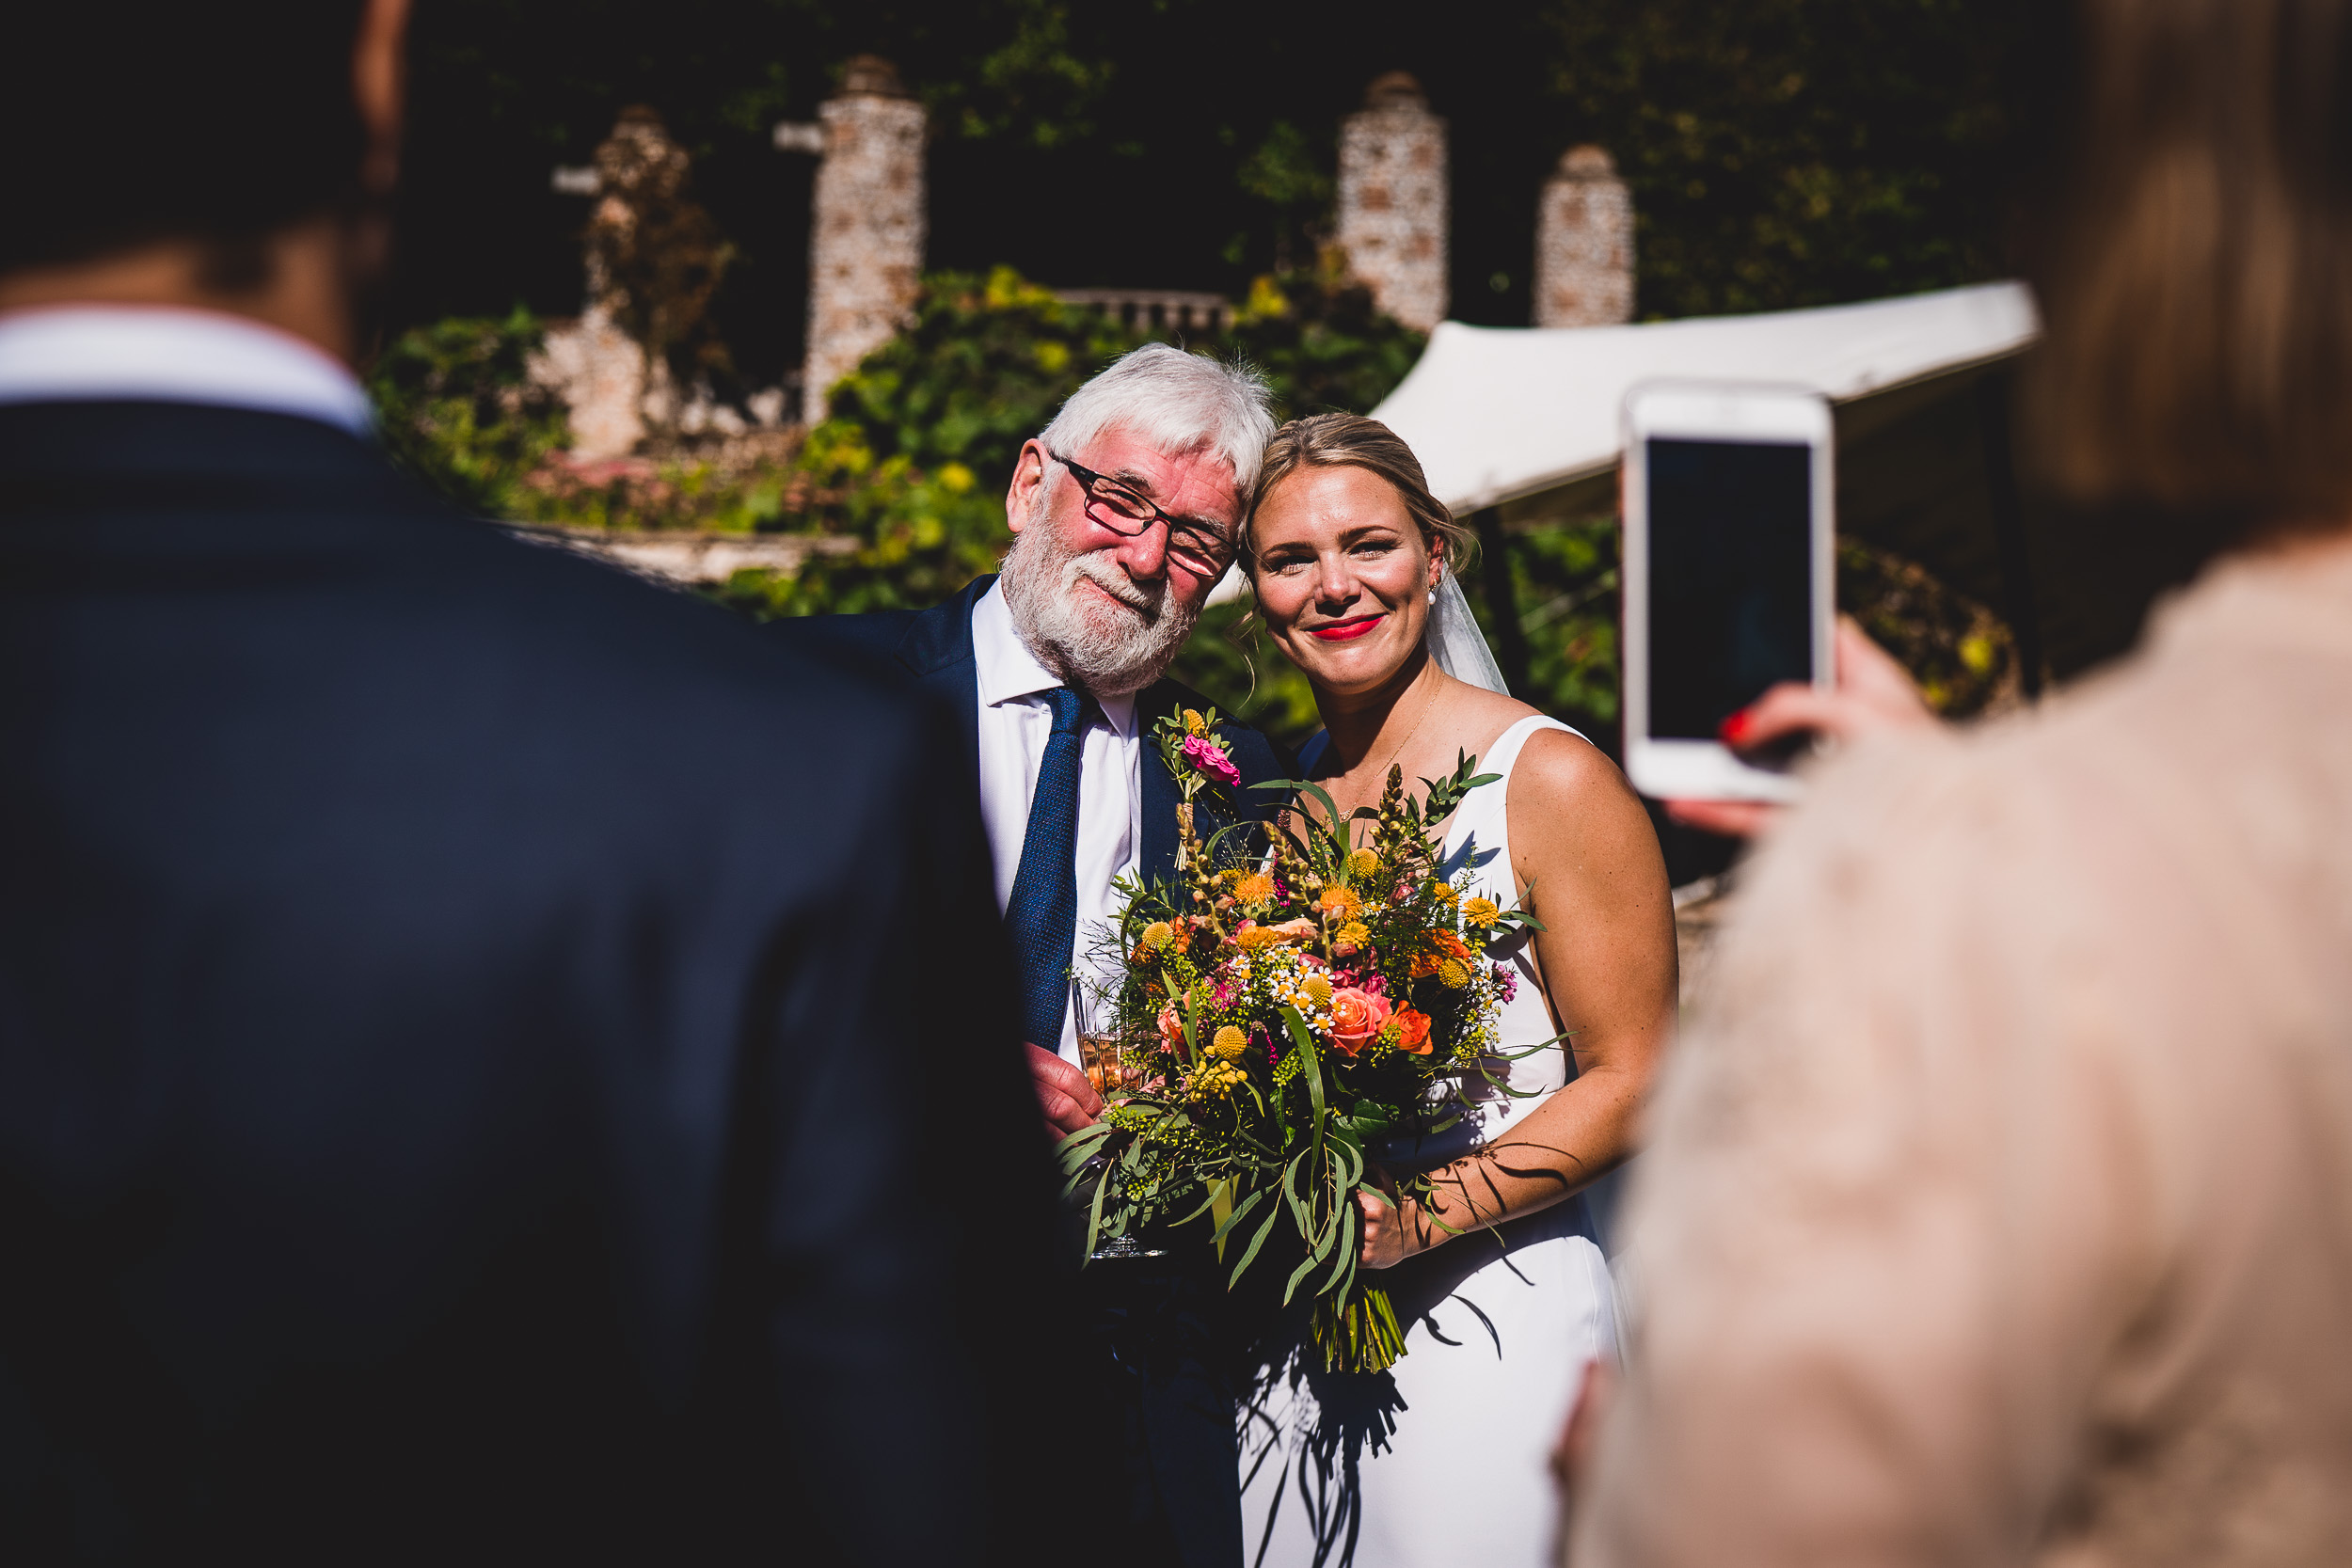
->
[1326,988,1392,1055]
[1158,1005,1187,1054]
[1269,918,1320,944]
[1181,732,1242,787]
[1492,962,1518,1004]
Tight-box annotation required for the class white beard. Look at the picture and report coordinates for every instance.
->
[998,515,1200,698]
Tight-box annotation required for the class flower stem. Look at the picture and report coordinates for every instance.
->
[1309,1287,1406,1374]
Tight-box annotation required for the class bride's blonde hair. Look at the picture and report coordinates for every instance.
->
[1240,413,1477,575]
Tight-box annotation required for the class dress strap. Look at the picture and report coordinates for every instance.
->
[1441,715,1586,863]
[1477,714,1584,782]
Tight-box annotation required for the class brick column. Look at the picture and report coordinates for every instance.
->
[1335,72,1448,334]
[1534,145,1634,328]
[802,56,926,423]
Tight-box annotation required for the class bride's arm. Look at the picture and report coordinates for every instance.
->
[1361,728,1678,1266]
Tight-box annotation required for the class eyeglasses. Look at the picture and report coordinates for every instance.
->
[1046,449,1236,578]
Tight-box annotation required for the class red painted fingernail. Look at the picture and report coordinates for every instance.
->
[1719,711,1752,745]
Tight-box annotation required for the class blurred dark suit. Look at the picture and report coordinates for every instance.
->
[0,401,1060,1564]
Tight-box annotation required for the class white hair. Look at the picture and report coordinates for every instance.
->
[1037,342,1277,494]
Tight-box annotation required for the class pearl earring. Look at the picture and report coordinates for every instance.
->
[1427,589,1437,603]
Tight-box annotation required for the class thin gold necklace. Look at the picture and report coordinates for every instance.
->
[1334,675,1439,825]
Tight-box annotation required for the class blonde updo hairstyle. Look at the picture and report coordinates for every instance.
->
[1241,412,1477,580]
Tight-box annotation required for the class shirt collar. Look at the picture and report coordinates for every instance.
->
[972,578,1138,736]
[0,306,373,436]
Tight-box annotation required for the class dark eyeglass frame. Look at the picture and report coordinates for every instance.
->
[1045,449,1236,576]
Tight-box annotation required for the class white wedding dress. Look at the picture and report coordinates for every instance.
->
[1238,715,1620,1568]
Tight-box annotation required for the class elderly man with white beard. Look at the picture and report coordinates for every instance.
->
[771,343,1288,1568]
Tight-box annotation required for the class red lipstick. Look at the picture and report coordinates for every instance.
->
[1307,615,1384,641]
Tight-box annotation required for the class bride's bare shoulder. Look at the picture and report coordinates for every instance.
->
[1510,722,1645,829]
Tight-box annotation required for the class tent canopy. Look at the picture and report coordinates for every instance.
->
[1368,282,2041,515]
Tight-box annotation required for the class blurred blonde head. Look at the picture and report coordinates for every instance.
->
[2026,0,2352,527]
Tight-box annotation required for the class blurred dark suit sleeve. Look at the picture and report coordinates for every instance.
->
[0,403,1066,1567]
[706,717,1066,1566]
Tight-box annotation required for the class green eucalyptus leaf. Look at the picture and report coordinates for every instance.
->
[1231,1199,1285,1288]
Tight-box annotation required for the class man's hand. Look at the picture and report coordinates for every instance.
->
[1666,617,1938,839]
[1026,1043,1104,1138]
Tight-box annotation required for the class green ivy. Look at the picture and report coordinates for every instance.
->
[722,267,1144,617]
[368,309,569,517]
[1224,253,1427,423]
[724,261,1428,620]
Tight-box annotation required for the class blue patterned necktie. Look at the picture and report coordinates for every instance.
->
[1006,686,1090,1050]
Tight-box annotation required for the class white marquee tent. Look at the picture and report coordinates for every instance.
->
[1366,280,2041,515]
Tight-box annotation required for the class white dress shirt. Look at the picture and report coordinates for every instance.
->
[970,580,1142,1061]
[0,306,373,434]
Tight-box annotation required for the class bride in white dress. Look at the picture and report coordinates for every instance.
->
[1232,414,1677,1568]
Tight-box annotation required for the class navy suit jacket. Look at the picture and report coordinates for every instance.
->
[0,404,1063,1566]
[770,574,1294,896]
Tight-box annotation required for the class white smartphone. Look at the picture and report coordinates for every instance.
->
[1621,380,1835,803]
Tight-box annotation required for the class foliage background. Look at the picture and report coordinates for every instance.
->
[387,0,2031,384]
[374,0,2042,816]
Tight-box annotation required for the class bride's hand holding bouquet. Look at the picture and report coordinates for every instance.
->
[1058,705,1542,1373]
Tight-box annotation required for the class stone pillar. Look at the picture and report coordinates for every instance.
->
[1534,145,1635,329]
[1334,72,1448,334]
[803,56,926,423]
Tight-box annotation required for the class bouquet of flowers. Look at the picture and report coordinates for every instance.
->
[1060,707,1544,1373]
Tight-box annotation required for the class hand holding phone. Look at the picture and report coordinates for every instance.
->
[1622,381,1835,802]
[1666,618,1938,837]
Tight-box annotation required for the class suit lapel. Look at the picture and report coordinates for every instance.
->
[895,575,992,784]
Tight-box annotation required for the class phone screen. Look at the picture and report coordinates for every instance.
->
[1645,436,1814,741]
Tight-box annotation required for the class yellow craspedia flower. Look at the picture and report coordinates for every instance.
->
[1334,921,1371,953]
[1463,896,1501,929]
[1234,872,1277,910]
[1210,1025,1249,1060]
[1140,921,1176,951]
[1317,884,1362,920]
[1345,847,1381,880]
[1436,958,1470,989]
[1429,881,1458,907]
[1236,925,1283,952]
[1302,974,1335,1006]
[1190,1058,1245,1097]
[1183,708,1207,736]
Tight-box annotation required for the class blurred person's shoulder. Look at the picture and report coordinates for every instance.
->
[1701,538,2352,1112]
[372,491,942,768]
[0,399,948,819]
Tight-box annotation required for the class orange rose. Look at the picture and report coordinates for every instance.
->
[1391,1006,1433,1053]
[1411,929,1472,977]
[1269,918,1320,944]
[1325,987,1392,1055]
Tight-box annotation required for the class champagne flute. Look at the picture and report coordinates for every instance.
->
[1072,975,1126,1101]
